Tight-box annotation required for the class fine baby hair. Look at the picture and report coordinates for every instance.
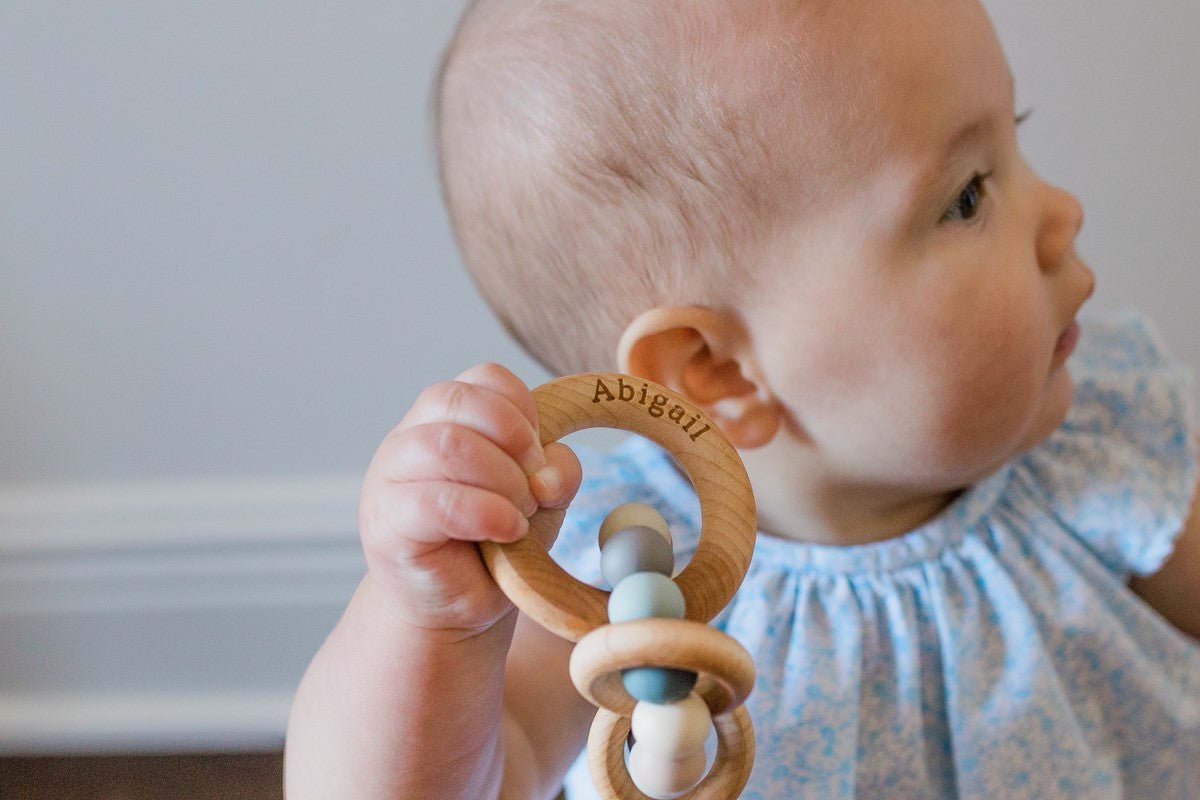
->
[481,372,758,799]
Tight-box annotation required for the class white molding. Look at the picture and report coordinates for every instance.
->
[0,475,367,754]
[0,690,294,755]
[0,475,364,552]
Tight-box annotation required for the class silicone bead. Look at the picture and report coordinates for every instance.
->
[622,666,698,704]
[608,572,686,624]
[627,742,708,800]
[600,526,674,587]
[631,693,712,756]
[598,502,671,549]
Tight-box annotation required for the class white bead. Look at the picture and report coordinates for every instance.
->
[630,693,711,757]
[599,503,671,549]
[627,742,707,800]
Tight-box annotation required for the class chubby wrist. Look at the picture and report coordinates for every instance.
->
[353,572,520,658]
[287,573,517,800]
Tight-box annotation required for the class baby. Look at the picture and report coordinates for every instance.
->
[285,0,1200,797]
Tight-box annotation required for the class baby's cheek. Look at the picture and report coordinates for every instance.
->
[896,350,1041,482]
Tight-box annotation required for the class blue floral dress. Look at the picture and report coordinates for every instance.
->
[551,311,1199,799]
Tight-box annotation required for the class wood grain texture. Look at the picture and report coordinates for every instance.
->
[0,753,284,800]
[587,704,754,800]
[0,754,569,800]
[568,619,756,718]
[480,373,756,642]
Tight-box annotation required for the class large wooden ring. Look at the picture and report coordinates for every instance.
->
[569,618,755,718]
[479,373,756,642]
[587,700,755,800]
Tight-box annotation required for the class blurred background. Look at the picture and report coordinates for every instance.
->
[0,0,1197,792]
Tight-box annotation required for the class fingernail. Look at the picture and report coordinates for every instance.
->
[522,440,546,475]
[520,491,538,518]
[532,465,561,500]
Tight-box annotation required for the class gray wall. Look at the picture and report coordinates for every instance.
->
[2,1,1198,488]
[1,2,525,485]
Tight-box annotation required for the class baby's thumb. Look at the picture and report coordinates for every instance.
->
[529,441,582,512]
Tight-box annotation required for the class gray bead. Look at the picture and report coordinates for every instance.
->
[622,667,698,704]
[608,572,686,624]
[600,525,674,587]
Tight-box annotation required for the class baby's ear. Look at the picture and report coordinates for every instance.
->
[617,306,781,449]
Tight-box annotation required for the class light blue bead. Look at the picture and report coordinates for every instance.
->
[608,572,686,624]
[600,525,674,587]
[622,667,698,704]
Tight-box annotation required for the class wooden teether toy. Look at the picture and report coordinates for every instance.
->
[479,373,757,800]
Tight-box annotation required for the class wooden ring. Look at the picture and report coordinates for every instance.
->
[587,702,755,800]
[569,618,756,718]
[480,373,756,642]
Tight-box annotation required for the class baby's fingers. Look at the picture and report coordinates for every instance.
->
[530,441,583,510]
[360,480,528,562]
[453,363,539,434]
[373,423,538,517]
[399,376,543,475]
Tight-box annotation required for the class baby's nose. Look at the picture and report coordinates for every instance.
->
[1037,182,1085,271]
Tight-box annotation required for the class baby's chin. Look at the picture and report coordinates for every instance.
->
[1015,364,1076,456]
[946,365,1076,487]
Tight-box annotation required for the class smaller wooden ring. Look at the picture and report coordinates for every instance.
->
[587,702,755,800]
[569,619,755,718]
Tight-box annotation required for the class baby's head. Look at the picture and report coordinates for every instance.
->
[435,1,825,375]
[435,0,1095,530]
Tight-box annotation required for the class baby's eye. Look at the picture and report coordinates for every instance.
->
[942,172,991,224]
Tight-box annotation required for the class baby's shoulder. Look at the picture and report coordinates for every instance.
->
[1071,309,1189,376]
[1019,309,1198,577]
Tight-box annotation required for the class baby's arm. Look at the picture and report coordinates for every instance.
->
[284,364,593,799]
[1129,437,1200,641]
[502,613,600,797]
[285,583,594,799]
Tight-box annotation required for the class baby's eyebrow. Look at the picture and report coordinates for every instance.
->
[894,109,1004,236]
[939,115,996,163]
[915,115,995,186]
[934,72,1015,163]
[893,73,1017,233]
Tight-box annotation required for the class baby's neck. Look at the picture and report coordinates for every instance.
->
[740,447,963,547]
[757,479,960,546]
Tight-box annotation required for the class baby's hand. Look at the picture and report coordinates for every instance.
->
[358,363,581,636]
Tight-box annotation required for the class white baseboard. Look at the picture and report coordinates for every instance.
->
[0,690,295,756]
[0,475,367,755]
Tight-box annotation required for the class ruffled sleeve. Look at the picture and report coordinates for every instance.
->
[547,438,701,588]
[1023,310,1198,578]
